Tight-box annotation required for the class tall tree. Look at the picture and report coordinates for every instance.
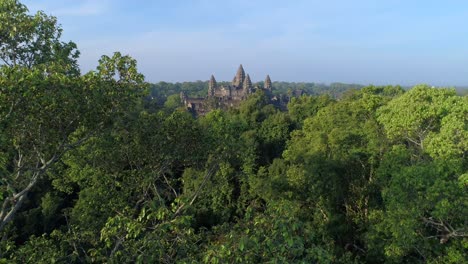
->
[0,52,146,232]
[0,0,79,73]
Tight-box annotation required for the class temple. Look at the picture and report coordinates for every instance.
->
[181,65,275,116]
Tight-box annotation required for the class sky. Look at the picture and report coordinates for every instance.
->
[23,0,468,86]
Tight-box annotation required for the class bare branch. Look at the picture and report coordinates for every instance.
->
[0,129,99,232]
[172,164,218,218]
[422,217,467,244]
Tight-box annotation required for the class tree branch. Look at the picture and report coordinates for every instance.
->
[422,217,467,244]
[172,164,218,218]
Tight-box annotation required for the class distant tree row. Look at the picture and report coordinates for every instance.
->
[148,80,366,107]
[149,81,468,109]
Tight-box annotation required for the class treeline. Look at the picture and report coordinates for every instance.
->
[149,80,365,106]
[149,81,468,107]
[455,86,468,96]
[1,1,467,263]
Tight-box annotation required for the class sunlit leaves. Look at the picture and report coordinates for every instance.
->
[0,0,79,72]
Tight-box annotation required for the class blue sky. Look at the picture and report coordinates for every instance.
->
[23,0,468,85]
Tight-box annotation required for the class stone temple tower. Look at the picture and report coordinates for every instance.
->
[208,75,216,97]
[233,64,246,87]
[264,74,272,91]
[243,74,252,94]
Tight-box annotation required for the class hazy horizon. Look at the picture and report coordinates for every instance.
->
[24,0,468,86]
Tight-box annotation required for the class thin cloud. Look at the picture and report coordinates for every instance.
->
[54,0,110,16]
[22,0,468,85]
[25,0,109,17]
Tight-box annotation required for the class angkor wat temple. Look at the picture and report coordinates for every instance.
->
[181,64,276,116]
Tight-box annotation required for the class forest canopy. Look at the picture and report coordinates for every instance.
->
[0,1,467,263]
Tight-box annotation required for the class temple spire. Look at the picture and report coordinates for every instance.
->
[243,74,252,93]
[234,64,245,87]
[264,74,272,91]
[180,91,187,103]
[208,75,217,97]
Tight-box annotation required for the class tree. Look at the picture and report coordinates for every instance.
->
[279,87,399,259]
[202,200,338,263]
[0,52,146,232]
[0,0,79,73]
[258,111,293,163]
[287,94,334,126]
[377,85,460,153]
[367,85,468,263]
[424,95,467,160]
[367,147,467,263]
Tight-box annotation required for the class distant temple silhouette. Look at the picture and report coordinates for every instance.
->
[181,64,276,116]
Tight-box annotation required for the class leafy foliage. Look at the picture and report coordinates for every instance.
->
[1,2,467,263]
